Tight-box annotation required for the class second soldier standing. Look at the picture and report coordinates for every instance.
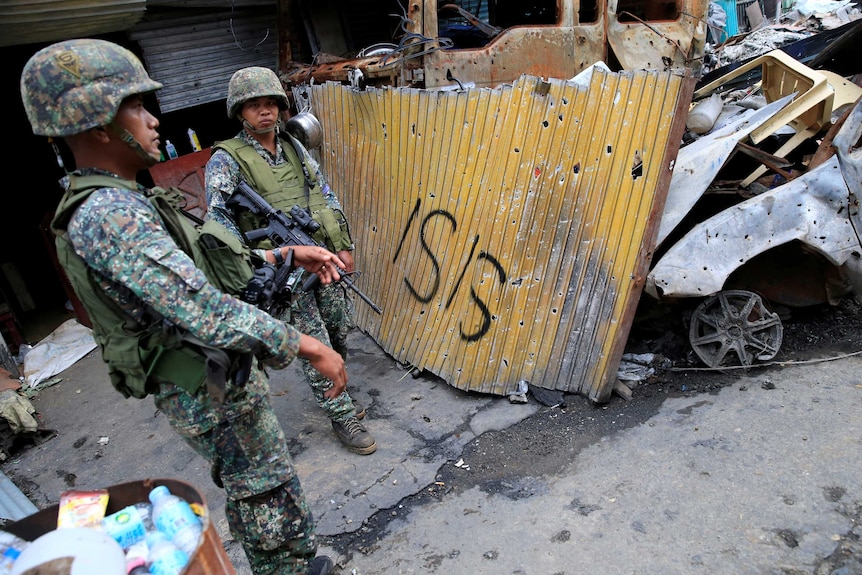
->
[205,67,377,455]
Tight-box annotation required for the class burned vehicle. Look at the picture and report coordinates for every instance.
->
[278,0,709,90]
[644,48,862,369]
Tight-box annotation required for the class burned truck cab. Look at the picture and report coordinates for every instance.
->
[280,0,708,90]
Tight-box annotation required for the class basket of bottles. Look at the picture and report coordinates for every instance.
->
[1,478,235,575]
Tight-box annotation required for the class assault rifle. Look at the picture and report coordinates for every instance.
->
[182,205,304,400]
[198,229,301,395]
[230,251,299,391]
[227,180,382,314]
[241,248,299,316]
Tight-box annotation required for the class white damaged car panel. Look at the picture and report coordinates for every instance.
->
[656,94,795,248]
[646,97,862,300]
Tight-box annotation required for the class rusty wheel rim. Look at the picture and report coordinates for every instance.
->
[689,290,783,368]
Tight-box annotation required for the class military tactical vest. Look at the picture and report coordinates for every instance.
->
[213,135,353,252]
[51,174,257,400]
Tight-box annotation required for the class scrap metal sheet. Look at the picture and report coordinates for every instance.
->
[310,71,691,402]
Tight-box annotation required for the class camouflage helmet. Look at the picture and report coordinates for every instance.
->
[20,39,162,137]
[226,66,289,119]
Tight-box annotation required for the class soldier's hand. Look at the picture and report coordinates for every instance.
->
[298,334,347,398]
[288,246,347,284]
[337,249,355,273]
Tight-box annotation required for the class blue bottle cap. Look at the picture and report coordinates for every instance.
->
[148,484,170,504]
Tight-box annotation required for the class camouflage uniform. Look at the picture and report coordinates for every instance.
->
[20,40,325,574]
[66,171,317,573]
[207,115,374,453]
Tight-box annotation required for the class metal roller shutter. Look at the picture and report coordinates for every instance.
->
[129,4,278,113]
[0,0,146,47]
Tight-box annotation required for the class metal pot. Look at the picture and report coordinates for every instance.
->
[286,111,323,149]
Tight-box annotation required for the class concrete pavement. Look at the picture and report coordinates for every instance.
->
[2,328,861,574]
[331,357,862,574]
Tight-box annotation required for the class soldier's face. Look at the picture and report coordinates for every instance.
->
[240,96,281,132]
[115,95,161,160]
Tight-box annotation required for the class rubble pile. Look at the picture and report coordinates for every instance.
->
[640,6,862,369]
[706,0,861,69]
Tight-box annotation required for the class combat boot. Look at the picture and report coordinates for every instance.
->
[352,401,366,420]
[331,417,377,455]
[309,555,333,575]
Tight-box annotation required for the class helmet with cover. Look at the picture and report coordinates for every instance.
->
[226,66,289,119]
[20,38,162,137]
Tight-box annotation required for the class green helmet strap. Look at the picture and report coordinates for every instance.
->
[108,122,159,167]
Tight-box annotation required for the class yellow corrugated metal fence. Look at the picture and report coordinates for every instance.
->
[311,70,690,401]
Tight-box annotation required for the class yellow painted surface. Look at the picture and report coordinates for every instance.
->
[311,70,690,401]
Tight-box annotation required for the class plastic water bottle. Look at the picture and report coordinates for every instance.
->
[187,128,202,152]
[165,140,178,159]
[145,530,188,575]
[134,501,155,532]
[148,485,202,556]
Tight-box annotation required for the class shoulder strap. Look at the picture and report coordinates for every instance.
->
[214,139,280,196]
[52,174,138,234]
[280,134,318,202]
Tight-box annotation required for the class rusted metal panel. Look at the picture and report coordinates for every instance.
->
[421,0,606,89]
[424,26,606,88]
[311,70,692,402]
[606,0,709,71]
[282,0,707,89]
[147,148,212,219]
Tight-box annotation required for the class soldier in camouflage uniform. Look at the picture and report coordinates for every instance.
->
[20,39,341,575]
[205,67,377,455]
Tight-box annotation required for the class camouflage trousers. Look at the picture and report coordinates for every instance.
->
[288,281,358,423]
[224,475,317,574]
[156,387,318,574]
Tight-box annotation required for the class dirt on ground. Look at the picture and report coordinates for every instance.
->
[627,293,862,396]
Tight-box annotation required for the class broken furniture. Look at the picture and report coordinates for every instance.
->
[693,49,862,187]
